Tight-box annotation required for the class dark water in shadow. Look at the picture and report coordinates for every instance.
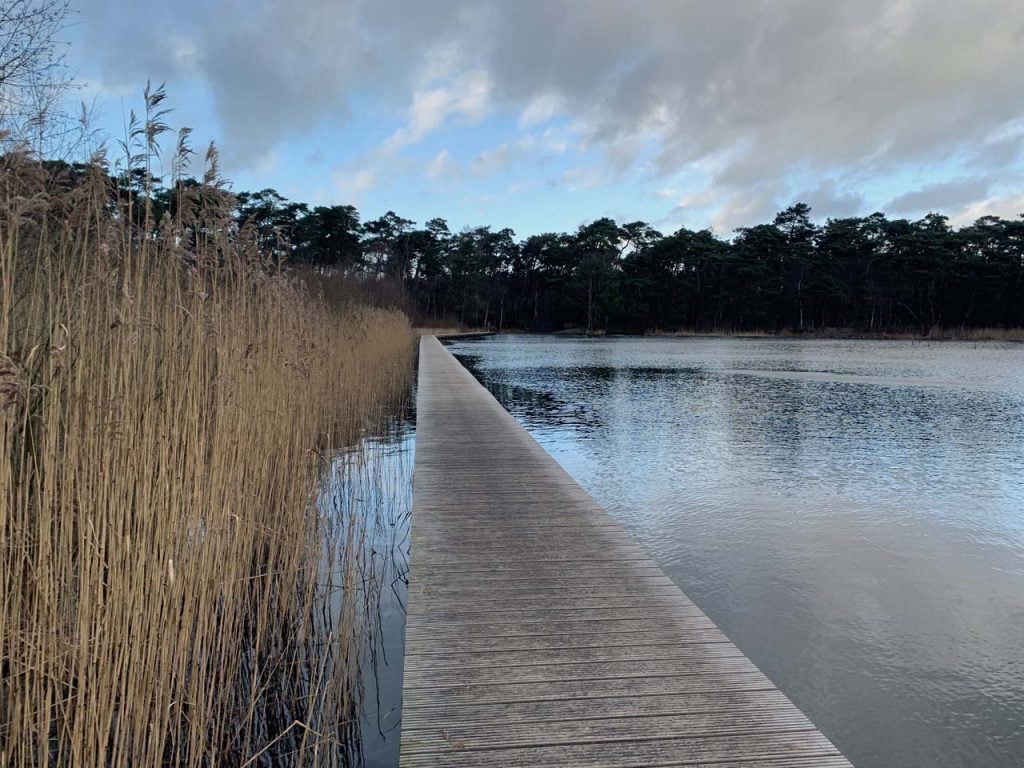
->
[447,335,1024,768]
[320,410,414,767]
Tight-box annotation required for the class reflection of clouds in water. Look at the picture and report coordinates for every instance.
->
[448,335,1024,768]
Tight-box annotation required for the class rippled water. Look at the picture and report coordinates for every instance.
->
[446,335,1024,768]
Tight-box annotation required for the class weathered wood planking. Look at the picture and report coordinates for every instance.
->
[401,335,852,767]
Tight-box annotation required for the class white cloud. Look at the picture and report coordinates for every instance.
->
[471,143,512,176]
[948,193,1024,228]
[518,92,562,128]
[425,149,461,181]
[675,189,718,209]
[416,41,462,87]
[507,180,536,194]
[516,127,571,157]
[334,167,377,202]
[538,127,570,155]
[710,187,782,235]
[558,167,606,192]
[382,71,491,154]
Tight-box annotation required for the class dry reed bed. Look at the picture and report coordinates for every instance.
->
[0,152,414,766]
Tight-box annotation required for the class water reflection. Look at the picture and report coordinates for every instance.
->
[448,335,1024,768]
[317,408,413,767]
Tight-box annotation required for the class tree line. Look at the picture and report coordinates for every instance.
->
[39,165,1024,334]
[228,188,1023,334]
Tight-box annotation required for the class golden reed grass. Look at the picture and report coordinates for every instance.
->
[0,148,414,765]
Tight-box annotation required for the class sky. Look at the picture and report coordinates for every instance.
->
[65,0,1024,237]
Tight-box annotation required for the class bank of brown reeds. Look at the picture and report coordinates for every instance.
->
[0,140,414,766]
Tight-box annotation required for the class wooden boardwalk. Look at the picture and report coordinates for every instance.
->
[400,336,852,767]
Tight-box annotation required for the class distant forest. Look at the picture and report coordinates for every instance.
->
[48,162,1024,334]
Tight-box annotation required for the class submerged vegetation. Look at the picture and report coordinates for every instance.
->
[0,94,415,764]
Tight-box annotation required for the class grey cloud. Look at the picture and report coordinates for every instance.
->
[886,178,993,215]
[968,133,1024,171]
[797,181,867,221]
[71,0,1024,223]
[709,183,785,235]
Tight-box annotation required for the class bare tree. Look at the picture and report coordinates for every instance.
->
[0,0,73,149]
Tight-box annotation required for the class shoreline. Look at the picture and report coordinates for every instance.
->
[431,326,1024,343]
[641,327,1024,342]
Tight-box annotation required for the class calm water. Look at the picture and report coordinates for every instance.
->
[320,412,414,768]
[446,335,1024,768]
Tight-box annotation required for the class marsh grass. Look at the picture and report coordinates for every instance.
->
[0,130,414,764]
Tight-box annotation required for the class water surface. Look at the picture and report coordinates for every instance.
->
[320,411,413,767]
[446,335,1024,768]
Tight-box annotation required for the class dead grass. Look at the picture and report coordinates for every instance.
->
[920,326,1024,342]
[0,145,414,766]
[413,327,490,337]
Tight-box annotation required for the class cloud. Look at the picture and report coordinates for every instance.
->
[948,193,1024,228]
[710,186,784,234]
[557,167,607,192]
[425,149,462,181]
[674,189,718,209]
[886,178,993,216]
[797,180,866,220]
[382,71,491,154]
[70,0,1024,229]
[518,92,562,128]
[471,143,512,176]
[334,166,377,202]
[251,150,280,177]
[466,129,573,181]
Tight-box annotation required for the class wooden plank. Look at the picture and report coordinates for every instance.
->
[405,606,704,622]
[409,540,649,557]
[409,584,684,601]
[409,565,668,582]
[404,629,730,654]
[402,658,761,689]
[400,689,791,728]
[399,731,843,768]
[404,616,722,640]
[407,609,710,626]
[400,336,853,767]
[402,643,745,671]
[400,671,778,707]
[410,574,681,589]
[403,557,651,569]
[401,710,817,753]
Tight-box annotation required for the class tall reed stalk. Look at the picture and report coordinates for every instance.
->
[0,127,414,765]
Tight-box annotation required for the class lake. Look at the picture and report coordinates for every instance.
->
[445,335,1024,768]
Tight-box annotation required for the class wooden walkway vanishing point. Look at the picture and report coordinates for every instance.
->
[400,336,853,767]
